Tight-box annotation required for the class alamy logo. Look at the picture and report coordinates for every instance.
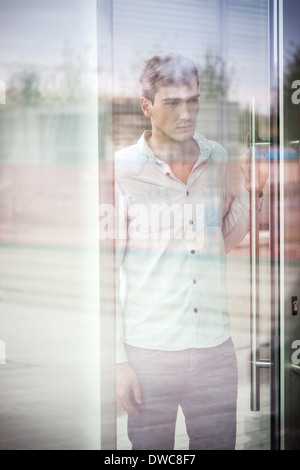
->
[0,80,6,105]
[99,201,205,246]
[291,340,300,365]
[0,340,6,365]
[291,80,300,105]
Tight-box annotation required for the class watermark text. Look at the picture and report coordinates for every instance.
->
[99,202,205,245]
[291,340,300,365]
[291,80,300,105]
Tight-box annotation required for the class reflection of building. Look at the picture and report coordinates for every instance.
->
[0,105,95,165]
[0,105,96,246]
[0,97,240,246]
[1,97,299,253]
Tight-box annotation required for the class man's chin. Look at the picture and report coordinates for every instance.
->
[171,132,195,143]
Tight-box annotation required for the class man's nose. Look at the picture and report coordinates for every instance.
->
[179,103,191,120]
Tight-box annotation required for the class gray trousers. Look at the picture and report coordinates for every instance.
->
[126,338,238,450]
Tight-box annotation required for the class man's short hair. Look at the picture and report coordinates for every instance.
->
[140,54,199,103]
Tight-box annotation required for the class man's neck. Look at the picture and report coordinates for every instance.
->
[147,132,199,164]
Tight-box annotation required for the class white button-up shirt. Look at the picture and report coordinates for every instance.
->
[115,131,257,363]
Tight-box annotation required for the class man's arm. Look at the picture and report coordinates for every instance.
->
[222,142,268,253]
[240,133,269,195]
[115,179,142,415]
[115,179,128,363]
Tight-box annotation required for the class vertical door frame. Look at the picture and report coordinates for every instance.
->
[97,0,117,450]
[269,0,285,450]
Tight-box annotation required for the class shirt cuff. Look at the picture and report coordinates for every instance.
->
[237,185,251,212]
[240,186,264,212]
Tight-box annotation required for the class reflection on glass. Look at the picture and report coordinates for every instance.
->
[1,0,298,451]
[105,0,273,451]
[0,1,100,450]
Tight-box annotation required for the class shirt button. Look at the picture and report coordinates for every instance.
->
[191,250,195,255]
[193,279,197,284]
[186,190,189,196]
[166,172,170,176]
[194,308,198,314]
[189,220,193,225]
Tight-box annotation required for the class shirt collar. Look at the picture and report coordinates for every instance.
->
[137,130,212,165]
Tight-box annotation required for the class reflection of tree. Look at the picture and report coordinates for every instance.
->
[60,41,91,101]
[284,43,300,142]
[197,52,234,101]
[8,70,41,106]
[6,42,92,106]
[129,48,234,102]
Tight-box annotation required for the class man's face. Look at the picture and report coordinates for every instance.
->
[143,78,200,143]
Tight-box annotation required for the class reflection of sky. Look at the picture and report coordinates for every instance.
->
[111,0,271,109]
[0,0,299,108]
[0,0,97,81]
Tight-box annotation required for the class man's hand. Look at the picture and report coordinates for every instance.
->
[116,362,142,415]
[240,133,269,194]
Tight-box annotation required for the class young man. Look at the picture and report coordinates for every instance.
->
[115,54,267,450]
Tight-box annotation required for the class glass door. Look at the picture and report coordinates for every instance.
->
[97,0,280,451]
[1,0,298,451]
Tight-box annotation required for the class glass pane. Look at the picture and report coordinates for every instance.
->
[0,0,100,449]
[101,0,272,451]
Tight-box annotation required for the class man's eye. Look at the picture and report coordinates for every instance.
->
[167,101,178,106]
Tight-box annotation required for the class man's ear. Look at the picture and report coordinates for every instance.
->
[140,97,152,118]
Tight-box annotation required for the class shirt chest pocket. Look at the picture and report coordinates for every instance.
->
[127,188,174,239]
[203,186,223,227]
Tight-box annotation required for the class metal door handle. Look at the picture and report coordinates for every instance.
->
[249,97,271,412]
[292,364,300,375]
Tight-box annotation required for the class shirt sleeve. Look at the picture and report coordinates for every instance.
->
[222,165,264,253]
[115,178,128,363]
